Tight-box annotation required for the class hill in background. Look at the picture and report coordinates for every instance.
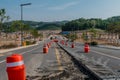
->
[4,20,68,30]
[4,15,120,31]
[17,21,67,30]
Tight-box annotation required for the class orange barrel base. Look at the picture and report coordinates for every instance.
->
[84,47,89,53]
[65,43,68,46]
[71,44,75,48]
[43,47,48,53]
[7,66,25,80]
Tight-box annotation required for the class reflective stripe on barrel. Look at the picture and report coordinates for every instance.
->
[7,61,24,67]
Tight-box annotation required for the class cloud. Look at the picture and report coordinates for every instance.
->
[48,2,79,10]
[25,4,47,9]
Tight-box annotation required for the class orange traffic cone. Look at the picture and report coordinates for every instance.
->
[49,42,51,47]
[84,44,90,53]
[65,42,68,46]
[6,54,26,80]
[47,43,50,48]
[71,43,75,48]
[43,44,48,53]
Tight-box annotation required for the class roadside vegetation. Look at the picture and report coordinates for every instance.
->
[1,8,120,47]
[62,16,120,46]
[0,8,43,48]
[62,16,120,31]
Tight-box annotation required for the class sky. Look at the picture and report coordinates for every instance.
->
[1,0,120,22]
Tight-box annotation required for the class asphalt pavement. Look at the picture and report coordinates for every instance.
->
[1,35,120,80]
[0,41,59,80]
[60,41,120,78]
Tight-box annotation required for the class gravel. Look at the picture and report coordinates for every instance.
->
[26,44,87,80]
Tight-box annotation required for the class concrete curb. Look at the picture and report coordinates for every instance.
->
[0,44,38,53]
[97,45,120,50]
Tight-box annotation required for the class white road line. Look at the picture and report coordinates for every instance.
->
[91,50,120,60]
[0,60,6,64]
[73,44,120,60]
[21,46,40,55]
[0,46,41,64]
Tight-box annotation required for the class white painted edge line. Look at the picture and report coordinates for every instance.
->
[98,45,120,49]
[91,50,120,60]
[75,45,120,60]
[21,46,40,55]
[0,60,6,64]
[0,46,40,64]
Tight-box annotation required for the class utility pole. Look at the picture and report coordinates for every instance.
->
[20,3,31,46]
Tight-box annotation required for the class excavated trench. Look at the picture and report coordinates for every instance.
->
[26,43,89,80]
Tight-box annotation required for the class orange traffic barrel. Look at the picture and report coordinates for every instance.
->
[49,42,51,46]
[47,43,50,48]
[60,40,62,44]
[71,43,75,48]
[6,54,26,80]
[84,44,90,53]
[54,39,58,42]
[65,42,68,46]
[43,44,48,53]
[62,40,65,45]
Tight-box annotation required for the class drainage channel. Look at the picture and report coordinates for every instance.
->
[58,43,119,80]
[26,43,88,80]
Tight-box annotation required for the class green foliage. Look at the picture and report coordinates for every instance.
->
[26,41,32,45]
[50,37,53,40]
[89,28,97,40]
[30,29,39,38]
[107,22,120,34]
[26,41,36,45]
[11,21,22,32]
[32,41,36,44]
[0,9,7,22]
[66,33,78,42]
[62,16,120,32]
[39,33,43,38]
[90,41,98,46]
[62,18,107,31]
[10,21,32,32]
[82,32,88,41]
[4,21,66,31]
[0,43,17,49]
[36,23,61,30]
[0,8,10,31]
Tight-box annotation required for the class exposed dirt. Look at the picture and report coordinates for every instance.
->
[26,44,88,80]
[76,38,120,46]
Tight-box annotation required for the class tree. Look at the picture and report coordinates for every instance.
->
[62,18,108,31]
[11,21,22,32]
[30,29,39,40]
[89,28,97,42]
[107,22,120,45]
[0,9,10,45]
[11,21,33,42]
[65,33,78,42]
[0,9,9,31]
[82,32,88,42]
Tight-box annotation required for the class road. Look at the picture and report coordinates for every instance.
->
[1,35,120,79]
[61,41,120,77]
[0,41,60,80]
